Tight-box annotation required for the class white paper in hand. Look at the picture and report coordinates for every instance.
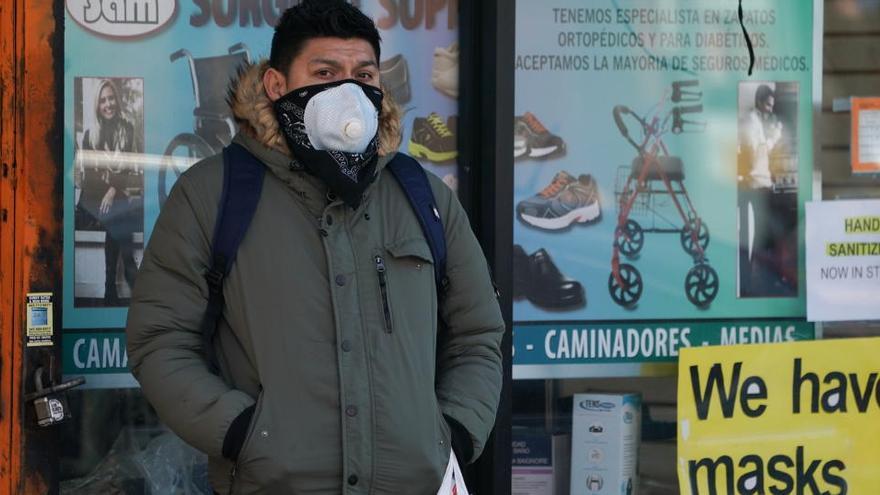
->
[436,450,469,495]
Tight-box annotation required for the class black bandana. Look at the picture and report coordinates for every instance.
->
[274,79,384,208]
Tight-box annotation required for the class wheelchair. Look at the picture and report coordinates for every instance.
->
[158,43,251,207]
[608,84,718,309]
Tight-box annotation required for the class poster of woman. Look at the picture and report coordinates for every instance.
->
[73,77,144,307]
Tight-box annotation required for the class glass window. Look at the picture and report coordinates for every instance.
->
[511,1,879,493]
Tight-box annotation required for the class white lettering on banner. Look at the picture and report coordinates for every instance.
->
[72,337,129,369]
[545,329,556,358]
[73,339,85,369]
[66,0,177,38]
[720,325,796,345]
[544,327,692,360]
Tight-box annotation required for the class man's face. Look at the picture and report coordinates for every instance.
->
[760,94,775,115]
[98,85,118,121]
[284,37,379,92]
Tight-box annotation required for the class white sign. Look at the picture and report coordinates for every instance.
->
[806,200,880,321]
[66,0,177,38]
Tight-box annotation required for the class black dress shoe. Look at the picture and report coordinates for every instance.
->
[526,248,585,309]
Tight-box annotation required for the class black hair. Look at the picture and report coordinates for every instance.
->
[754,84,775,108]
[270,0,381,74]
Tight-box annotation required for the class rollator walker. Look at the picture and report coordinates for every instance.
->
[608,89,718,308]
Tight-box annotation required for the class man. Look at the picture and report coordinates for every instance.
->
[126,2,504,493]
[738,84,784,296]
[739,84,782,191]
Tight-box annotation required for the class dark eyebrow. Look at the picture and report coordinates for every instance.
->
[354,60,378,70]
[308,59,378,70]
[309,58,343,69]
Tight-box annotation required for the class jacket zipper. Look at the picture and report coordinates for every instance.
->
[375,255,393,333]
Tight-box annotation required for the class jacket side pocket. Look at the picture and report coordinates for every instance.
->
[228,388,264,494]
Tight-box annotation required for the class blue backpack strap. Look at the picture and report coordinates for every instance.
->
[386,153,448,295]
[201,142,266,371]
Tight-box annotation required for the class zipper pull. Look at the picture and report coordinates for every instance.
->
[375,255,386,275]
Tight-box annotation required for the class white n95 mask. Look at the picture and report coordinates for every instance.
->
[304,82,380,153]
[274,79,385,209]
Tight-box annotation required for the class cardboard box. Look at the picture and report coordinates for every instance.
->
[512,429,571,495]
[570,393,641,494]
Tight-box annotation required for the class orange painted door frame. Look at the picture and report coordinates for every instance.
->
[1,0,64,493]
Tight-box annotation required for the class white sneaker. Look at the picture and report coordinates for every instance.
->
[432,42,458,98]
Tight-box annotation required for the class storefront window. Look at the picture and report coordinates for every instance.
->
[508,0,878,493]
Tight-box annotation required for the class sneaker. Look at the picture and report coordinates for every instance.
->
[516,171,575,226]
[408,112,457,162]
[431,42,458,98]
[380,54,411,105]
[517,172,601,230]
[517,112,565,158]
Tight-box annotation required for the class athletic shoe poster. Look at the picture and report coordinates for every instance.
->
[513,0,819,378]
[61,0,458,387]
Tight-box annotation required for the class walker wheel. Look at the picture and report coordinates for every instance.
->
[615,220,644,258]
[685,263,718,308]
[680,218,710,258]
[608,263,643,308]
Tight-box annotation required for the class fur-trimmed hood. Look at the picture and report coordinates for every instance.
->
[227,60,402,159]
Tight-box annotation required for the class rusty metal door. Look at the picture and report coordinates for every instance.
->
[1,0,65,492]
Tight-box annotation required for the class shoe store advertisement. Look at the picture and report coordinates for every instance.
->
[512,0,819,378]
[61,0,459,387]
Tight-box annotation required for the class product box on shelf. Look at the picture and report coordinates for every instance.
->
[512,428,571,495]
[570,393,641,495]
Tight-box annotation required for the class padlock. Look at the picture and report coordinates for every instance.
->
[26,367,85,427]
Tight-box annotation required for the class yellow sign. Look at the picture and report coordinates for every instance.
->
[677,338,880,495]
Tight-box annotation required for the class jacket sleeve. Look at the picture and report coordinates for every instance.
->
[126,172,254,458]
[432,179,505,464]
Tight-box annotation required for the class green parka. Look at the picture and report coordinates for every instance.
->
[125,62,504,494]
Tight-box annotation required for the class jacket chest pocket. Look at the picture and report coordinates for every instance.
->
[374,238,436,335]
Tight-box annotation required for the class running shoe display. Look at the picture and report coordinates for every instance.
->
[515,112,565,158]
[379,54,411,105]
[431,42,459,98]
[408,112,457,162]
[513,244,585,309]
[517,172,601,230]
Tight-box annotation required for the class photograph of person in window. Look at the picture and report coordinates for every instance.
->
[737,81,800,298]
[74,77,144,306]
